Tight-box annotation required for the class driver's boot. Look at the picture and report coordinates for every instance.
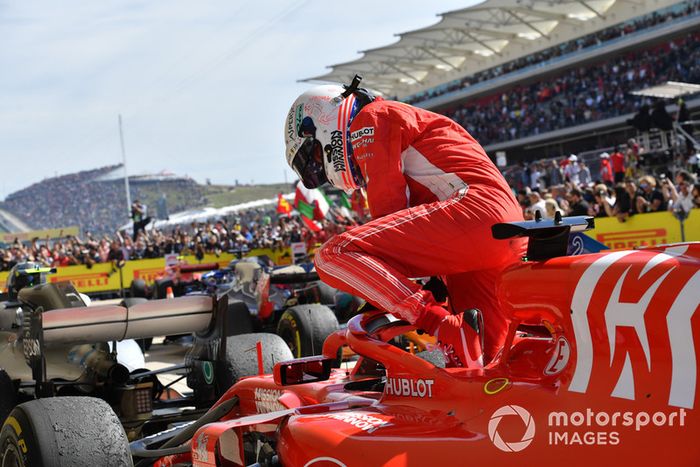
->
[429,308,484,369]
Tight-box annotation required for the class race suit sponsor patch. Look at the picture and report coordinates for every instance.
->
[350,126,374,142]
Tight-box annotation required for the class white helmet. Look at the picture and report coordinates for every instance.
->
[284,83,367,191]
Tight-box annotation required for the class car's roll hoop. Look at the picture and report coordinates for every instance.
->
[492,214,594,261]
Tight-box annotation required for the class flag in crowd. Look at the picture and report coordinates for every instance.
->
[276,193,292,216]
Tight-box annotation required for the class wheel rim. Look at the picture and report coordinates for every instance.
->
[278,326,301,358]
[2,443,24,467]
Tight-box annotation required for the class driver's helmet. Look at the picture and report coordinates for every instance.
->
[6,262,53,300]
[284,85,366,191]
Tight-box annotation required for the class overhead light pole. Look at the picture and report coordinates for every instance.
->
[119,114,132,219]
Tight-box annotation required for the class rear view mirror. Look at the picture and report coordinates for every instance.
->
[274,356,333,386]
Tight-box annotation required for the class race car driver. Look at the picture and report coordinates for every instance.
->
[284,77,525,367]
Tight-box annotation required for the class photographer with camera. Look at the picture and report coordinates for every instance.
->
[131,200,151,241]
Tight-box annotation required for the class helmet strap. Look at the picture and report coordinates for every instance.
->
[341,74,375,109]
[340,75,363,98]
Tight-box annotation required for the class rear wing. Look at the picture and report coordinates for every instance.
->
[492,213,594,261]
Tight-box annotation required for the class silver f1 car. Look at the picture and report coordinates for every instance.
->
[0,275,292,456]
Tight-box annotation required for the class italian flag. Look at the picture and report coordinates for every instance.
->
[294,184,330,221]
[296,200,322,232]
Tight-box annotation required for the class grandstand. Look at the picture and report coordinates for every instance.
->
[305,0,700,163]
[0,165,205,235]
[0,166,293,237]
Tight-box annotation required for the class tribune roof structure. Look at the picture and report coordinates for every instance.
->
[630,81,700,99]
[303,0,683,98]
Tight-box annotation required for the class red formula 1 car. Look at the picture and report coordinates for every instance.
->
[5,216,700,466]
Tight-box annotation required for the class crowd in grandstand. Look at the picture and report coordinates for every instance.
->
[0,207,357,272]
[404,0,700,105]
[0,165,204,236]
[510,143,700,224]
[447,31,700,146]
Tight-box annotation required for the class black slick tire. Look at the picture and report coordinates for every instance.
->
[276,304,339,358]
[217,333,293,397]
[0,397,131,466]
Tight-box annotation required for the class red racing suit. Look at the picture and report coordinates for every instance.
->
[314,98,525,364]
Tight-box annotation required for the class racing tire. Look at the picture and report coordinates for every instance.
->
[316,281,337,305]
[0,369,16,425]
[217,333,293,397]
[130,279,148,298]
[276,304,340,358]
[0,397,131,467]
[269,271,320,285]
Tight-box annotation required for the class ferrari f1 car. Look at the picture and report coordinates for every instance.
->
[3,215,699,466]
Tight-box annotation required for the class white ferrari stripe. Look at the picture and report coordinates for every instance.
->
[569,250,636,394]
[667,269,700,408]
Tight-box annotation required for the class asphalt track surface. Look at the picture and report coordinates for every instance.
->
[144,337,191,396]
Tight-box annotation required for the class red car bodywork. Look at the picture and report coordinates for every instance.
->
[157,242,700,466]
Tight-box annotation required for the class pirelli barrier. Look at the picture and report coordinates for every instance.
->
[586,208,699,250]
[0,247,298,294]
[1,210,698,294]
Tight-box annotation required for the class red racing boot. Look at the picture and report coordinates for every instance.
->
[416,307,484,368]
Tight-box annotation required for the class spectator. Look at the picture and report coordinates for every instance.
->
[131,200,151,241]
[591,184,615,218]
[564,155,581,185]
[566,188,590,216]
[671,179,695,213]
[610,146,626,184]
[579,160,593,187]
[528,191,547,219]
[548,159,564,186]
[626,138,642,178]
[613,182,634,222]
[692,183,700,209]
[544,198,563,219]
[530,163,544,191]
[635,175,666,213]
[599,153,614,186]
[107,240,125,263]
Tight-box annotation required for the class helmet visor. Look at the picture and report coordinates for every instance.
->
[291,137,328,189]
